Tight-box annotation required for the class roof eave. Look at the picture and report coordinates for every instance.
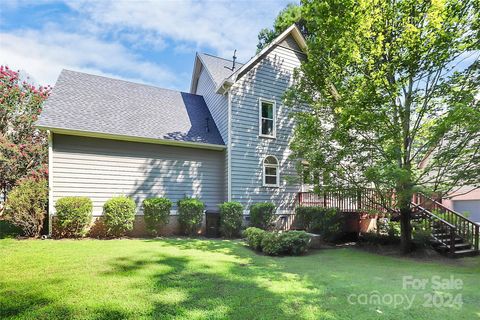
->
[215,78,234,94]
[231,24,307,83]
[37,125,226,151]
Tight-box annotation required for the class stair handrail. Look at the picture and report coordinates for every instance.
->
[414,193,479,253]
[414,193,479,225]
[411,202,457,254]
[411,203,456,229]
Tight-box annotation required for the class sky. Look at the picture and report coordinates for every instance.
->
[0,0,292,92]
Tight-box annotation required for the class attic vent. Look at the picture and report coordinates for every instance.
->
[224,49,237,72]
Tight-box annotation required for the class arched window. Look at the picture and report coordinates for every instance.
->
[263,156,279,187]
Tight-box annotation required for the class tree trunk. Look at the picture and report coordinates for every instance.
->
[399,206,413,253]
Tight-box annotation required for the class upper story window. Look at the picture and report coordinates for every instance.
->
[263,156,279,187]
[259,99,276,138]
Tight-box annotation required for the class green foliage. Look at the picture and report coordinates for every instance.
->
[287,0,480,252]
[280,231,311,255]
[243,227,267,251]
[0,66,50,198]
[412,222,432,248]
[55,197,93,238]
[260,232,284,256]
[142,197,172,236]
[260,231,311,256]
[103,196,136,237]
[256,3,305,51]
[177,197,204,236]
[295,206,344,241]
[219,201,244,238]
[5,177,48,237]
[387,221,401,239]
[249,202,276,230]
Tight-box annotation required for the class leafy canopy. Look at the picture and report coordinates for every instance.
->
[0,66,50,197]
[288,0,479,203]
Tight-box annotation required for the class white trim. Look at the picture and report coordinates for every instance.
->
[258,98,276,138]
[262,155,280,187]
[36,126,226,151]
[227,91,232,201]
[47,130,53,236]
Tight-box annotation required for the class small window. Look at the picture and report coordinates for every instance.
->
[259,99,276,138]
[263,156,279,187]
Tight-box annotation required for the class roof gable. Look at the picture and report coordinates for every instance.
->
[216,24,307,93]
[37,70,224,147]
[190,53,244,93]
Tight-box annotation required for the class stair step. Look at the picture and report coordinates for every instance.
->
[453,248,479,257]
[436,243,472,250]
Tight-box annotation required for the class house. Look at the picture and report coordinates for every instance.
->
[36,24,307,235]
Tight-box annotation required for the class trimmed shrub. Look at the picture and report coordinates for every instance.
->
[249,202,275,230]
[219,201,243,238]
[243,227,266,250]
[295,206,344,241]
[5,177,48,237]
[178,197,204,235]
[143,197,172,236]
[260,232,284,255]
[280,231,311,255]
[259,230,311,256]
[103,196,136,237]
[55,197,93,238]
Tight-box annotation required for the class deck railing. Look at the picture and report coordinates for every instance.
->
[297,189,395,214]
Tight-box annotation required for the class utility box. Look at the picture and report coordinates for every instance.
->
[205,210,220,238]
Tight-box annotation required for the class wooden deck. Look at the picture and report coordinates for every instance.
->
[297,189,395,214]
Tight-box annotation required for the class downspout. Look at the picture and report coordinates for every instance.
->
[47,130,53,236]
[227,91,232,201]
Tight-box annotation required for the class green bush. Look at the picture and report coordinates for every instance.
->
[103,196,136,237]
[259,230,311,256]
[178,197,204,235]
[295,206,344,241]
[249,202,275,230]
[260,232,284,255]
[243,227,266,250]
[280,231,311,255]
[360,232,400,245]
[219,201,243,238]
[412,222,432,248]
[5,177,48,237]
[387,221,401,238]
[143,197,172,236]
[55,197,93,238]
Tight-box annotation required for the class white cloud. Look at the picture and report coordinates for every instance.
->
[65,0,290,61]
[0,28,184,88]
[0,0,292,89]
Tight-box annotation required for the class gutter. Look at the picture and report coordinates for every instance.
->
[36,126,226,151]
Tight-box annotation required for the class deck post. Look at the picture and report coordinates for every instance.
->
[475,224,479,252]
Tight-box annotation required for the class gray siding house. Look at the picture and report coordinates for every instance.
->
[37,24,307,228]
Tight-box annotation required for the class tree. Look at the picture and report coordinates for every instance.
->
[256,3,306,52]
[287,0,480,253]
[0,66,50,201]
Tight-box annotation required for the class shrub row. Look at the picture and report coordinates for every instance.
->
[243,227,311,256]
[4,178,278,240]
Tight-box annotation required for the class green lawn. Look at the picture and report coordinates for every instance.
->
[0,239,479,320]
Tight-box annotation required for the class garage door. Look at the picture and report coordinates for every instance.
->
[453,200,480,223]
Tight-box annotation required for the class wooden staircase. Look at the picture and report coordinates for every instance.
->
[411,194,479,258]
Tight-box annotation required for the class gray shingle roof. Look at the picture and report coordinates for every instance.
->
[198,53,244,87]
[37,70,224,146]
